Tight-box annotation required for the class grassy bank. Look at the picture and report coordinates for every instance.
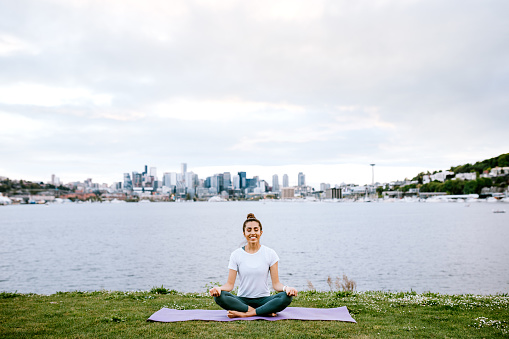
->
[1,289,508,338]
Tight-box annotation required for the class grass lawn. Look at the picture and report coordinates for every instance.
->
[1,289,508,338]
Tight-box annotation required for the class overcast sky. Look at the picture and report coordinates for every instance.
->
[1,0,508,188]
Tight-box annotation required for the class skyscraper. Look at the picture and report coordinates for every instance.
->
[123,173,133,190]
[163,172,178,187]
[233,175,240,189]
[223,172,231,189]
[238,171,246,189]
[185,172,196,189]
[132,171,142,188]
[298,172,305,187]
[181,163,187,176]
[272,174,279,192]
[283,174,289,188]
[150,167,157,179]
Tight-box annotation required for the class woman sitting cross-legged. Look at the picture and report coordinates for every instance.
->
[209,213,298,318]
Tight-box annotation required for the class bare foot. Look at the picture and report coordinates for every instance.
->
[227,306,257,318]
[227,310,243,318]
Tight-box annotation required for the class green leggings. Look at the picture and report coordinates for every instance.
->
[214,291,292,316]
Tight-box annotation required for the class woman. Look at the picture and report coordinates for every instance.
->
[209,213,298,318]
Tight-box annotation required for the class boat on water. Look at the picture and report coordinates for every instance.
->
[492,209,506,213]
[0,193,12,205]
[208,196,226,202]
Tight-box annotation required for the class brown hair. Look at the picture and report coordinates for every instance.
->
[242,213,262,232]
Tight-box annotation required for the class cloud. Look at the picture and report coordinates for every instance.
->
[0,33,39,56]
[0,83,112,107]
[152,98,305,121]
[0,0,508,185]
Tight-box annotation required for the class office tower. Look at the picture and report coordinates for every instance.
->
[163,172,178,187]
[123,173,133,190]
[185,172,196,189]
[298,172,305,187]
[272,174,279,192]
[283,174,289,187]
[233,175,240,189]
[143,165,147,175]
[204,176,212,188]
[217,173,225,191]
[51,174,60,186]
[150,167,157,179]
[211,174,223,193]
[163,172,173,187]
[247,176,259,189]
[132,171,142,188]
[223,172,231,189]
[258,180,268,192]
[238,172,246,188]
[181,163,187,176]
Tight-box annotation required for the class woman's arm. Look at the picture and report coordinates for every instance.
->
[209,269,237,296]
[269,262,298,296]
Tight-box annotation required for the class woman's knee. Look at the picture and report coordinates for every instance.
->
[278,292,293,306]
[213,291,231,306]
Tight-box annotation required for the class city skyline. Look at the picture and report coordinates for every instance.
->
[4,163,426,189]
[1,1,508,187]
[3,156,507,190]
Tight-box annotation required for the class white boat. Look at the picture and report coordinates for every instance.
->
[0,194,12,205]
[111,199,126,203]
[208,196,226,202]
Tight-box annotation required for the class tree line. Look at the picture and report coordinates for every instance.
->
[388,153,508,195]
[0,178,71,195]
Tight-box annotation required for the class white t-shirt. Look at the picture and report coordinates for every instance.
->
[228,245,279,298]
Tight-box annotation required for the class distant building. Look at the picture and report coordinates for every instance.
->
[150,167,157,179]
[238,172,247,189]
[233,174,240,189]
[455,172,477,181]
[325,188,342,199]
[320,183,330,191]
[123,173,133,190]
[272,174,279,192]
[283,174,289,188]
[281,187,295,199]
[223,172,231,189]
[489,167,509,177]
[298,172,305,187]
[51,174,60,186]
[163,172,177,187]
[210,173,225,193]
[423,171,454,183]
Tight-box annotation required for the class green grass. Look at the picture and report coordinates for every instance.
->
[1,290,508,338]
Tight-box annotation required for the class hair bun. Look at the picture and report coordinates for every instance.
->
[246,213,256,219]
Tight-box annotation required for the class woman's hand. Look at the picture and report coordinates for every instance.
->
[209,286,222,297]
[285,286,298,297]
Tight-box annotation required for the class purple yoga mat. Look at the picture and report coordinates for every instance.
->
[147,306,356,323]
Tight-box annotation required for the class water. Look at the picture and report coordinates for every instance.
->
[0,201,508,295]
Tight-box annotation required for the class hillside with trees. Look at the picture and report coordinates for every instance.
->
[404,153,509,195]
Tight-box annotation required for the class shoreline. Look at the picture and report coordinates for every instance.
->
[3,288,509,297]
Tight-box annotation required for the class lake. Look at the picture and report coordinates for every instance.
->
[0,201,508,295]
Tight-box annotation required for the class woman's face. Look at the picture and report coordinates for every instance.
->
[244,221,263,245]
